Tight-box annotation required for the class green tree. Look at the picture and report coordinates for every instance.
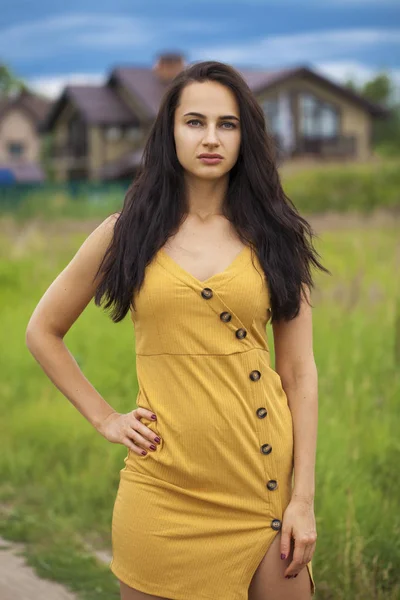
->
[344,79,359,94]
[0,64,28,97]
[345,71,400,156]
[362,73,393,107]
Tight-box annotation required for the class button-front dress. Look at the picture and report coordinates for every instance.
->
[110,243,316,599]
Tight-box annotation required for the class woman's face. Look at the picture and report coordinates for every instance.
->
[173,80,241,180]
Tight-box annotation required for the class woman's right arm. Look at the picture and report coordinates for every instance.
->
[25,213,160,455]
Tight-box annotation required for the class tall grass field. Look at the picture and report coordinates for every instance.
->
[0,212,399,600]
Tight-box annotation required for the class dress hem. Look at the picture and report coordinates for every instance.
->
[110,559,242,600]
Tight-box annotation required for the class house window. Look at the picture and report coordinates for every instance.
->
[299,93,339,138]
[105,127,122,141]
[126,126,141,141]
[8,141,24,157]
[261,98,280,135]
[68,117,87,157]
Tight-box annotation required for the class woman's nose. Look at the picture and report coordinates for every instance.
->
[203,127,219,144]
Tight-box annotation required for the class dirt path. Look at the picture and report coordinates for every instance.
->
[0,536,77,600]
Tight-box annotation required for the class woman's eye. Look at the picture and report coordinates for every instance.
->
[187,120,236,129]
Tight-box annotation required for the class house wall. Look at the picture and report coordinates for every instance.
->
[0,108,41,164]
[87,126,141,180]
[256,76,372,160]
[52,102,93,181]
[52,103,77,181]
[53,102,74,145]
[88,127,102,179]
[87,81,151,180]
[102,131,131,163]
[52,106,139,181]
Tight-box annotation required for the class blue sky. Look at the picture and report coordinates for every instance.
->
[1,0,399,100]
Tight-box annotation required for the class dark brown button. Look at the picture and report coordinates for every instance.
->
[256,407,267,418]
[220,312,232,322]
[271,519,282,530]
[235,328,247,339]
[267,480,278,491]
[249,370,261,381]
[201,288,213,299]
[261,444,272,455]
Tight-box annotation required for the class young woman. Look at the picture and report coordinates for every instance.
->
[26,60,328,600]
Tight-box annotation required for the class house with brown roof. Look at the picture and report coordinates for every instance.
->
[0,89,52,183]
[40,52,388,182]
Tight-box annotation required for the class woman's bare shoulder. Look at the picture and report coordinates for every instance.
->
[26,212,121,339]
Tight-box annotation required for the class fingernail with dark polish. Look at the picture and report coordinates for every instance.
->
[151,414,157,420]
[281,553,286,560]
[294,574,298,578]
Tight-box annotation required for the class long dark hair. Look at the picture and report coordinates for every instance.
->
[94,60,329,323]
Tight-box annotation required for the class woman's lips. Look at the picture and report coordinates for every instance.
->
[198,157,223,165]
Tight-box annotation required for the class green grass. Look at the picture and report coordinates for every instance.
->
[281,158,400,214]
[0,158,399,221]
[1,217,399,599]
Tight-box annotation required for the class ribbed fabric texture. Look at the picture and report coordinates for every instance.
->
[110,244,315,599]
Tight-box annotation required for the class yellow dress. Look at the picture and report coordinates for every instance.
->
[110,244,316,599]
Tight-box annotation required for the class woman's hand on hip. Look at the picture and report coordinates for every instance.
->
[97,409,161,455]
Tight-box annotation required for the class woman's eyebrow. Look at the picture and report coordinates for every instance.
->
[183,111,240,122]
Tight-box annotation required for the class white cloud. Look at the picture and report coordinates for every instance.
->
[28,62,400,105]
[0,13,157,60]
[0,13,228,61]
[314,61,400,86]
[193,28,400,65]
[325,0,397,3]
[17,21,400,104]
[315,61,400,102]
[192,0,398,3]
[193,30,400,103]
[27,73,106,99]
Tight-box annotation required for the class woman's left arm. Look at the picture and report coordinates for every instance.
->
[272,284,318,576]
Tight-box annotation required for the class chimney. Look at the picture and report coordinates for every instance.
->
[152,52,186,83]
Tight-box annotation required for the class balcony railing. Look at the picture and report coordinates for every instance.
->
[296,135,357,158]
[52,143,88,159]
